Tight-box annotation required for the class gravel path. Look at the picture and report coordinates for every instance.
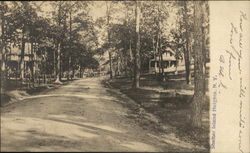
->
[1,77,203,152]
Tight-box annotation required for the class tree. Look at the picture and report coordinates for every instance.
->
[29,16,51,87]
[202,1,210,96]
[170,1,194,84]
[0,1,8,89]
[133,0,141,88]
[104,1,136,78]
[53,2,63,84]
[102,1,172,81]
[140,1,171,80]
[182,1,192,85]
[60,1,90,80]
[9,2,38,82]
[191,1,206,128]
[105,1,116,79]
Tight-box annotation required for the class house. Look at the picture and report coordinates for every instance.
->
[5,43,41,78]
[149,47,184,74]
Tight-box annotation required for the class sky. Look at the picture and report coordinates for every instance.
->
[36,1,112,22]
[89,1,106,21]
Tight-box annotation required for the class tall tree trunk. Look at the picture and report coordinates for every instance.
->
[68,56,71,80]
[202,2,209,98]
[183,45,191,84]
[160,53,165,81]
[30,42,35,87]
[152,37,157,76]
[159,38,163,75]
[55,43,62,83]
[157,5,165,81]
[33,42,37,87]
[175,60,179,75]
[20,27,25,81]
[54,3,62,84]
[72,68,75,79]
[79,66,82,78]
[159,36,166,81]
[125,56,128,77]
[67,11,72,81]
[156,32,161,76]
[1,1,7,90]
[129,39,133,80]
[106,2,113,79]
[132,0,140,88]
[191,1,205,128]
[124,7,129,77]
[43,74,46,84]
[182,1,191,85]
[109,52,112,79]
[53,43,56,78]
[201,13,206,99]
[117,56,121,76]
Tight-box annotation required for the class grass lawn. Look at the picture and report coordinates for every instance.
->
[0,77,75,106]
[107,73,210,149]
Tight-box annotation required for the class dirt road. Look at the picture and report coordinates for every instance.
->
[1,77,203,152]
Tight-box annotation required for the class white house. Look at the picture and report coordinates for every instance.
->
[4,43,41,78]
[149,47,184,74]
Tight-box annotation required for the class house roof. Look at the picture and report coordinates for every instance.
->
[162,47,175,55]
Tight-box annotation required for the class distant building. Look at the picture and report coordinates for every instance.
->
[5,43,41,77]
[149,47,184,74]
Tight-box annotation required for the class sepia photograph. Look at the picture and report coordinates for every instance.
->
[0,0,248,152]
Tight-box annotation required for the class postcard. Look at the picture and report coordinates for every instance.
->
[0,1,249,152]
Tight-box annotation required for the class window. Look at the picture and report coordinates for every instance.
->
[163,61,169,68]
[150,61,155,67]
